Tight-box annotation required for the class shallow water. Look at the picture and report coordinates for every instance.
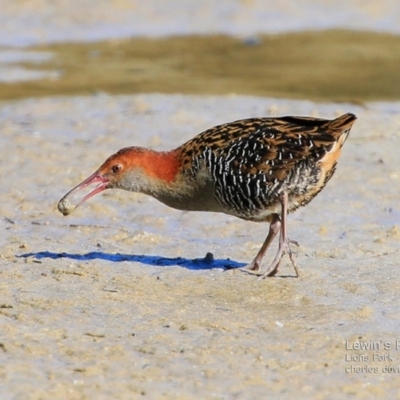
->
[1,30,400,102]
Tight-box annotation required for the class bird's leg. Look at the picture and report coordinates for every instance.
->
[240,214,281,274]
[260,191,299,278]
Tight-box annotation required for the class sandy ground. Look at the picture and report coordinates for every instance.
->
[1,1,400,398]
[0,94,399,398]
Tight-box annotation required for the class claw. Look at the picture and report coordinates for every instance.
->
[240,192,300,278]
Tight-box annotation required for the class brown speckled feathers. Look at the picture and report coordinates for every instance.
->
[178,113,356,220]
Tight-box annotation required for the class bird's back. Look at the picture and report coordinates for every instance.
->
[178,113,356,221]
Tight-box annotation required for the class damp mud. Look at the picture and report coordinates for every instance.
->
[1,94,400,398]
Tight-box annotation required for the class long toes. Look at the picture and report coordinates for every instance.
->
[240,262,261,275]
[287,253,299,277]
[241,269,263,276]
[288,238,300,247]
[261,268,279,279]
[259,260,281,279]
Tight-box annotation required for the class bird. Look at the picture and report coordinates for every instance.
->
[58,112,356,278]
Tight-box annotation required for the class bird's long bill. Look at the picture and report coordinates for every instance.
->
[57,172,109,216]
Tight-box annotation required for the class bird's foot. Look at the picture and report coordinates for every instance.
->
[240,238,300,278]
[240,261,262,275]
[259,237,300,279]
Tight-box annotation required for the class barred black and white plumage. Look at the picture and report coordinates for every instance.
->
[179,113,356,223]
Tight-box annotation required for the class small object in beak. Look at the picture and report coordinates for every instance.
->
[57,172,109,216]
[58,197,75,216]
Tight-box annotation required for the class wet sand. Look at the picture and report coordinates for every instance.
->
[1,94,399,398]
[2,0,400,397]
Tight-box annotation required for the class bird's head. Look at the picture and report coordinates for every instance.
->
[57,147,179,216]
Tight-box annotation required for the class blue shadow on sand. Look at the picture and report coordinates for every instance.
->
[19,251,245,271]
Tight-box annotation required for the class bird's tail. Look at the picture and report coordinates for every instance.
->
[327,113,357,141]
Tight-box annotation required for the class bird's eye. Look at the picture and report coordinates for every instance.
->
[112,164,122,173]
